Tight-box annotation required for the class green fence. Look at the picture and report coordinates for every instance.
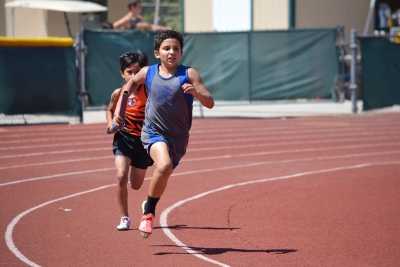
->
[84,30,159,106]
[359,37,400,111]
[0,28,340,124]
[0,46,80,118]
[84,28,340,106]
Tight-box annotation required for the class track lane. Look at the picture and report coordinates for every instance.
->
[1,114,400,266]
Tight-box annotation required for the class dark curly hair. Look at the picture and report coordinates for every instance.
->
[154,30,184,52]
[119,50,148,72]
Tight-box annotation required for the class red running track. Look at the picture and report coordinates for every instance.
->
[1,114,400,267]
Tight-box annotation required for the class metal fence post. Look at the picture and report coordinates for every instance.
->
[338,26,346,103]
[349,29,358,113]
[199,103,204,118]
[153,0,160,31]
[75,29,87,119]
[11,8,15,37]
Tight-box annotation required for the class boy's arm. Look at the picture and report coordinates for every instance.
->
[184,68,214,109]
[114,67,148,124]
[113,13,131,29]
[106,89,120,133]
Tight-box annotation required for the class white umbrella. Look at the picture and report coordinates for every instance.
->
[5,0,108,36]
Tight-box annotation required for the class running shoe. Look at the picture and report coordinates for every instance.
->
[117,216,130,231]
[142,200,147,214]
[139,213,154,238]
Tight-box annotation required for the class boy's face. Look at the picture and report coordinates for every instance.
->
[154,38,183,68]
[129,2,142,16]
[120,62,141,83]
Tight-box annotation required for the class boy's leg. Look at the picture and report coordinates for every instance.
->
[148,142,175,198]
[129,167,147,190]
[139,142,174,237]
[115,156,131,230]
[129,136,149,191]
[144,142,174,215]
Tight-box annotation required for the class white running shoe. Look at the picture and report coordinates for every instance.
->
[117,216,130,231]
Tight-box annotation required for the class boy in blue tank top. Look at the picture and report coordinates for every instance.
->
[114,30,214,238]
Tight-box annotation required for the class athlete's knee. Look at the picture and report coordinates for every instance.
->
[116,173,128,187]
[156,160,173,174]
[130,181,143,190]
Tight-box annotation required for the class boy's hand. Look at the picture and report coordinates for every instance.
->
[106,123,117,134]
[182,83,199,97]
[113,112,124,125]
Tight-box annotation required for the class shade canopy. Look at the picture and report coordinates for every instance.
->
[5,0,107,13]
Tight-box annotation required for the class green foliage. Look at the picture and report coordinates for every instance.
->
[141,0,181,31]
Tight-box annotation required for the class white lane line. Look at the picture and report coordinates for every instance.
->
[2,124,399,148]
[0,140,109,151]
[2,134,400,160]
[183,150,400,163]
[190,121,400,135]
[2,140,400,172]
[160,161,400,267]
[5,184,114,267]
[0,168,114,187]
[2,149,400,187]
[2,120,400,142]
[190,140,400,152]
[0,147,108,159]
[0,126,399,151]
[190,130,400,145]
[0,156,111,171]
[5,159,400,267]
[1,129,102,139]
[0,135,105,145]
[3,119,398,136]
[1,132,399,169]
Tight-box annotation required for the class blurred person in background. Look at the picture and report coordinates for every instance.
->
[105,0,170,31]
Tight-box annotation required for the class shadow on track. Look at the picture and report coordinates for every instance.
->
[155,224,240,231]
[154,244,297,255]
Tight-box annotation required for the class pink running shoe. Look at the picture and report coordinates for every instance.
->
[139,213,154,238]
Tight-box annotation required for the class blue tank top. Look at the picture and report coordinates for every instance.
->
[143,64,193,138]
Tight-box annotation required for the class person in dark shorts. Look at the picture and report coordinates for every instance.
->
[114,30,214,237]
[106,50,149,231]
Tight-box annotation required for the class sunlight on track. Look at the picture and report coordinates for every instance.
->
[4,158,400,266]
[159,161,400,266]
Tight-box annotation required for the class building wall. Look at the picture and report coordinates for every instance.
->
[296,0,373,40]
[107,0,128,25]
[184,0,288,32]
[3,0,100,37]
[253,0,288,30]
[47,11,80,38]
[2,0,374,39]
[183,0,372,37]
[0,0,6,36]
[184,0,213,32]
[5,0,47,37]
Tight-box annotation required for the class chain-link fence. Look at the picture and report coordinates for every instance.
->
[140,0,182,31]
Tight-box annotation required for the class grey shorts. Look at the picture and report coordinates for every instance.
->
[141,123,188,168]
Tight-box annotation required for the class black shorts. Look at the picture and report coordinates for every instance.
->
[112,130,149,169]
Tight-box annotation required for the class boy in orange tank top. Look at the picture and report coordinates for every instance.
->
[106,50,150,230]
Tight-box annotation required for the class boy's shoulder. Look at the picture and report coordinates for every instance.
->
[112,87,121,95]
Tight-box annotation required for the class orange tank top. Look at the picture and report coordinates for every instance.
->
[119,84,148,136]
